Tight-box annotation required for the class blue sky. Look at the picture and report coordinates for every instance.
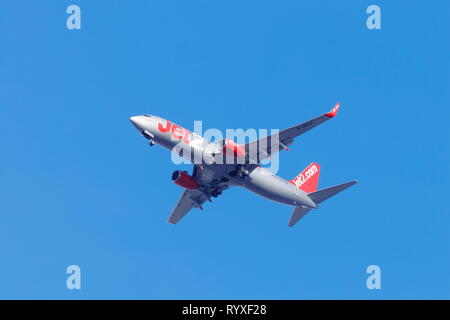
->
[0,0,449,299]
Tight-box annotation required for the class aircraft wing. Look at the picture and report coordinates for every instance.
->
[244,103,340,163]
[168,165,229,225]
[168,189,209,225]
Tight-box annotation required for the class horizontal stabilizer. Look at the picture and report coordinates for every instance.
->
[308,180,358,204]
[288,180,358,227]
[288,207,312,227]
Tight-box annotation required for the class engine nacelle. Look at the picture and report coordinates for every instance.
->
[222,138,245,158]
[172,170,198,190]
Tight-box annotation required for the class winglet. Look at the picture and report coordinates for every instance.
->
[324,103,340,118]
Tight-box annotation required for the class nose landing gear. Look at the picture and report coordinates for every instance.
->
[140,130,155,146]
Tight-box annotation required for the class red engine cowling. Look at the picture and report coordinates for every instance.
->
[172,171,198,190]
[222,138,245,158]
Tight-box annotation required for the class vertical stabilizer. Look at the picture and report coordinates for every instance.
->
[290,162,321,193]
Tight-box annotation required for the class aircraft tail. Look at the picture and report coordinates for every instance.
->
[288,180,358,227]
[290,162,321,193]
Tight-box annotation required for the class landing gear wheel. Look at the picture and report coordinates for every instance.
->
[238,167,250,179]
[212,187,222,198]
[149,139,155,146]
[229,171,238,177]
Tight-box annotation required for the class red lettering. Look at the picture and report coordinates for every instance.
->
[158,120,172,133]
[172,125,184,140]
[158,120,191,144]
[183,130,192,144]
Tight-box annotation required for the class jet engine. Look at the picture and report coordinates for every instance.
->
[222,138,245,158]
[172,170,198,190]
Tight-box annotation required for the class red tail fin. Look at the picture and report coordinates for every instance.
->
[290,162,321,193]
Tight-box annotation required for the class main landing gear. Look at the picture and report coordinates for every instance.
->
[211,187,223,198]
[229,165,250,179]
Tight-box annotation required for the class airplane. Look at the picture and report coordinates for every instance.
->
[130,103,358,227]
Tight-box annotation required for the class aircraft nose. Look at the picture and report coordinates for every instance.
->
[130,116,145,131]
